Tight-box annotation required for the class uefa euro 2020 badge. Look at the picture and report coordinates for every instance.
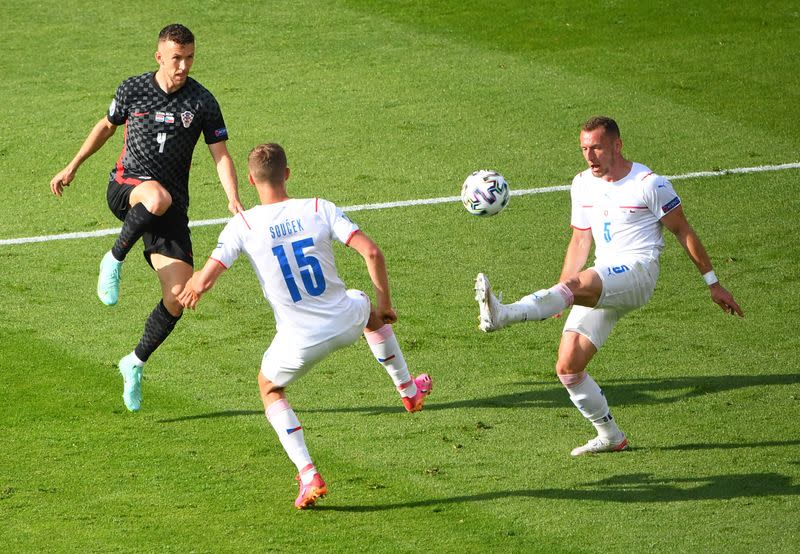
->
[181,111,194,128]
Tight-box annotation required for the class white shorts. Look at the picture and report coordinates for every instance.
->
[563,258,659,349]
[260,289,371,387]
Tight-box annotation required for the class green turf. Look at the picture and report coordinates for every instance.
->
[1,1,799,552]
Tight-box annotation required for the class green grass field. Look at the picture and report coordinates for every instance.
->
[2,1,799,552]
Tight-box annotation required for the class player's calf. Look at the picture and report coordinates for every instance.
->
[365,324,432,411]
[475,273,574,332]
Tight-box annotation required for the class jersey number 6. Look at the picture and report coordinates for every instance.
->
[272,238,327,302]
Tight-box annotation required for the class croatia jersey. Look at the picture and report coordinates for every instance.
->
[106,72,228,214]
[210,198,362,345]
[570,163,681,265]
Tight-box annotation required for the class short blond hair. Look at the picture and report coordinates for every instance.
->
[248,143,287,184]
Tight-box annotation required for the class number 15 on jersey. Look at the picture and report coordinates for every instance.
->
[272,237,327,302]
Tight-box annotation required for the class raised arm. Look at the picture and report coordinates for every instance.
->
[347,231,396,325]
[208,141,243,214]
[660,205,743,317]
[177,257,228,310]
[50,117,117,196]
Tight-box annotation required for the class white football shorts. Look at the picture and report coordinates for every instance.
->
[563,258,660,349]
[260,289,371,387]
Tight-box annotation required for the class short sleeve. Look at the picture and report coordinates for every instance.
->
[643,175,681,219]
[201,93,228,145]
[209,214,245,268]
[318,199,359,244]
[107,82,127,126]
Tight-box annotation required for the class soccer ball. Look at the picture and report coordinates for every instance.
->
[460,170,510,216]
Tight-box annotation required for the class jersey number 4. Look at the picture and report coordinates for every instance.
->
[156,132,168,153]
[272,238,327,302]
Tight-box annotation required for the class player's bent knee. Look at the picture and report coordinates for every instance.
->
[556,333,595,375]
[555,359,582,376]
[149,190,173,215]
[562,275,581,292]
[162,297,184,317]
[555,353,593,377]
[137,181,173,215]
[169,282,186,300]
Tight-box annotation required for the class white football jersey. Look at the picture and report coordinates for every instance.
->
[210,198,362,345]
[570,162,681,265]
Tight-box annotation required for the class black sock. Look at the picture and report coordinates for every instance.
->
[134,301,181,362]
[112,203,157,261]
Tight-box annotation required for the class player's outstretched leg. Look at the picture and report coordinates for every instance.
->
[118,352,144,412]
[475,273,574,332]
[97,251,124,306]
[365,324,432,412]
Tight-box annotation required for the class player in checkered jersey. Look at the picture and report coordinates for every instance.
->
[475,116,743,456]
[50,24,242,412]
[177,143,432,509]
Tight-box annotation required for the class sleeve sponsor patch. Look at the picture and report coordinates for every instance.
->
[214,127,228,138]
[662,196,681,213]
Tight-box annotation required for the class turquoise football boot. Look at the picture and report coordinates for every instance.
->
[119,353,143,412]
[97,251,123,306]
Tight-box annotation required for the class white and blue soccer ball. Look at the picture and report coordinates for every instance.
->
[460,169,510,216]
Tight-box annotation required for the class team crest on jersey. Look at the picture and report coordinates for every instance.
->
[181,111,194,128]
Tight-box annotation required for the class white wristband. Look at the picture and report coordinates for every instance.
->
[703,270,718,286]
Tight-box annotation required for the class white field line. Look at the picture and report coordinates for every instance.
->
[3,161,799,247]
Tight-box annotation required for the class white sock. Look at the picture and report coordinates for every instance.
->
[123,351,145,367]
[265,399,314,473]
[298,463,318,485]
[559,371,622,441]
[507,283,574,323]
[591,411,622,442]
[365,324,416,398]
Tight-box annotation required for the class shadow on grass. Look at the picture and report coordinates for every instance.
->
[159,409,262,423]
[648,439,800,451]
[305,372,800,413]
[314,472,800,512]
[158,373,799,422]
